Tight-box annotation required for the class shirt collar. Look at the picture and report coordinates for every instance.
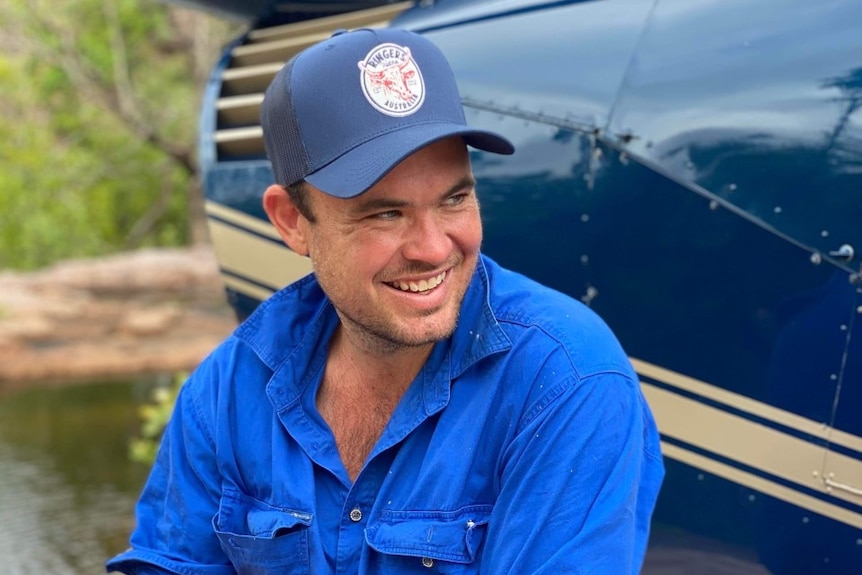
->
[446,255,512,380]
[404,255,513,422]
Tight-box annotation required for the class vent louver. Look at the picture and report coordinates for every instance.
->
[214,2,413,160]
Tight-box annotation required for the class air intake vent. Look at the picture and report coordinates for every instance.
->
[214,1,413,160]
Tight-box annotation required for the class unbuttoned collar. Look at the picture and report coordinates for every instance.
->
[235,254,512,413]
[446,256,512,380]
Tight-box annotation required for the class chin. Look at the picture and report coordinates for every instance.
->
[396,316,459,346]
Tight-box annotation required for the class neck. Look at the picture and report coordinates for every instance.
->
[317,326,436,482]
[328,324,434,396]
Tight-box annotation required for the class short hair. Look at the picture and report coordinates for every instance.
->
[285,181,316,223]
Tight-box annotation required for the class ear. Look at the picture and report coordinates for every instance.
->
[262,185,310,256]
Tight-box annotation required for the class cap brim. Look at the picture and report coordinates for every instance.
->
[305,122,514,199]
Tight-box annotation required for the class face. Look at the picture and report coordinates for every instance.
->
[271,137,482,352]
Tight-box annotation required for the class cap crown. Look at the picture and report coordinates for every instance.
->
[262,28,466,187]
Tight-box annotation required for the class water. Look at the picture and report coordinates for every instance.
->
[0,378,163,575]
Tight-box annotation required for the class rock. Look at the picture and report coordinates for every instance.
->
[0,246,238,388]
[118,304,182,337]
[0,317,54,341]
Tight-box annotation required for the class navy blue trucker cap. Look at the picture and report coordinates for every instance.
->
[260,27,514,198]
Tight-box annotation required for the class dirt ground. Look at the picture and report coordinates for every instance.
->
[0,246,238,389]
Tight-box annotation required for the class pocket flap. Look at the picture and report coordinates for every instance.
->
[247,507,313,538]
[365,505,492,563]
[216,489,313,538]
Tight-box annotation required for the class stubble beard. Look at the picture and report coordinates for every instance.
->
[334,260,476,355]
[337,305,462,355]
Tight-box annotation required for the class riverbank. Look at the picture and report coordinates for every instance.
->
[0,246,237,390]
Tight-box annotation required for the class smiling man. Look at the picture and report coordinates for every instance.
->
[107,28,664,575]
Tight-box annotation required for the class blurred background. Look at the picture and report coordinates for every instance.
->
[0,1,241,572]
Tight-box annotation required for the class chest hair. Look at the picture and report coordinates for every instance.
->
[317,380,403,481]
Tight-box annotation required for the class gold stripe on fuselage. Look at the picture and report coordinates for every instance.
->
[639,358,862,528]
[205,201,312,293]
[205,200,282,240]
[661,441,862,529]
[633,358,862,454]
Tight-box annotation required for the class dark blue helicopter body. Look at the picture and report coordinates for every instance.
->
[192,0,862,571]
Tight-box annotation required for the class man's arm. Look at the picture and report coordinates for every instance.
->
[107,367,235,575]
[481,370,664,575]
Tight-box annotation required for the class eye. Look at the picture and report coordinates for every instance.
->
[444,193,468,206]
[372,210,401,220]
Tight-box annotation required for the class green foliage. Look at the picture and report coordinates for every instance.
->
[129,372,185,464]
[0,0,239,270]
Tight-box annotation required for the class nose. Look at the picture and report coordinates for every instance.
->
[401,211,452,265]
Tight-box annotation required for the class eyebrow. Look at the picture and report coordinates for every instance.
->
[350,175,477,216]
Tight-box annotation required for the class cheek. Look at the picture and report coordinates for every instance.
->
[455,214,483,253]
[326,232,399,277]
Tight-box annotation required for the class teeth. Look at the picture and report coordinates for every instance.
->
[391,271,446,293]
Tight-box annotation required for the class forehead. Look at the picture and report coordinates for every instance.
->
[386,136,469,179]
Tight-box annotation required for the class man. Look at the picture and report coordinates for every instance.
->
[108,27,663,575]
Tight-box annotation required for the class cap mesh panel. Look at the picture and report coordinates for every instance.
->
[261,58,311,186]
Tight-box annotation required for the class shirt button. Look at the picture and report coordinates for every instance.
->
[421,557,434,568]
[349,508,363,522]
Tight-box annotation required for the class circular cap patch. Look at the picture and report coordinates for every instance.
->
[357,43,425,117]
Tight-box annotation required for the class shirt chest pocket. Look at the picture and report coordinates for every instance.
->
[214,489,313,575]
[365,505,493,574]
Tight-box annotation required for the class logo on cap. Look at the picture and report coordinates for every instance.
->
[358,43,425,117]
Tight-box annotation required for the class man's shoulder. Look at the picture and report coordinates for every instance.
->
[481,256,632,379]
[482,255,608,334]
[185,273,330,397]
[233,273,330,366]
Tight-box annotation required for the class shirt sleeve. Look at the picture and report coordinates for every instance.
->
[480,370,664,575]
[106,369,236,575]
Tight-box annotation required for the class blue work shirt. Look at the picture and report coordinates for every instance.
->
[107,255,664,575]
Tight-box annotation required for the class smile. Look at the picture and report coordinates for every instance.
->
[387,271,447,293]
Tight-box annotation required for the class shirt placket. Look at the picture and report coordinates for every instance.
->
[334,449,397,575]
